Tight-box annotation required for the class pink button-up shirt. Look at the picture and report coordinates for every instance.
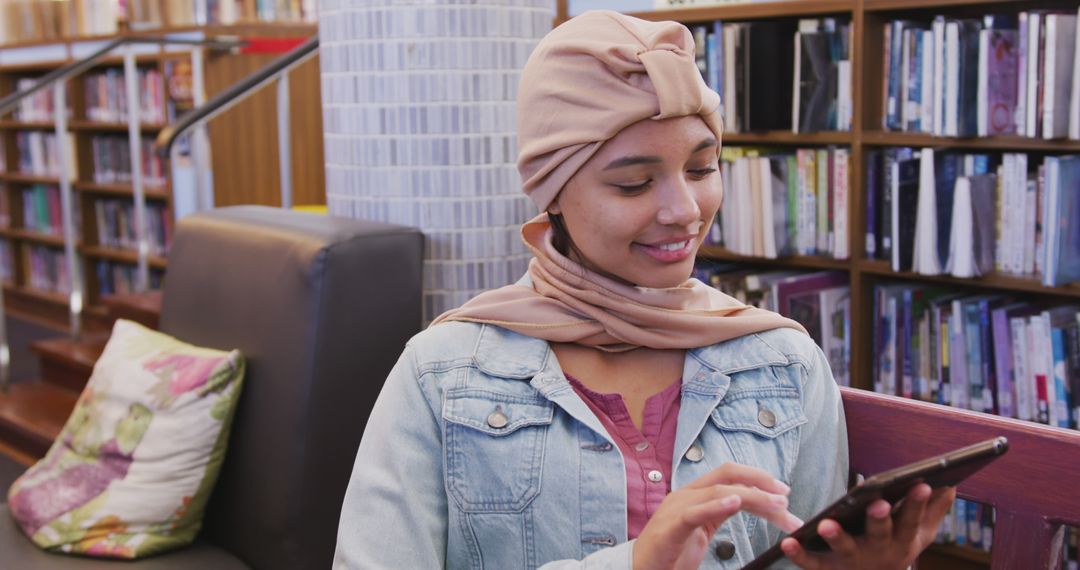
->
[567,374,682,540]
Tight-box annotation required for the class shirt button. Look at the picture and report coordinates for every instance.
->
[486,411,508,429]
[634,441,650,452]
[647,470,663,483]
[685,444,704,462]
[714,540,736,560]
[758,408,777,428]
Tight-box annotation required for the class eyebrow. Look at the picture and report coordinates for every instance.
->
[601,137,719,171]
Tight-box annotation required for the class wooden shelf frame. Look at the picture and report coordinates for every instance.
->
[641,0,1080,417]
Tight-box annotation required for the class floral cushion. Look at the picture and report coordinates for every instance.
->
[6,319,245,559]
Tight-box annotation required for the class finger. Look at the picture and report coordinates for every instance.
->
[916,487,957,545]
[680,495,742,530]
[863,498,893,545]
[687,462,791,495]
[924,486,957,523]
[894,484,931,546]
[781,537,823,570]
[818,519,858,557]
[711,485,803,533]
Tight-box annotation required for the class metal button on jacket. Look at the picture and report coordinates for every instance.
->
[486,411,508,429]
[685,444,704,462]
[634,441,650,452]
[714,540,736,560]
[647,470,663,483]
[757,408,777,428]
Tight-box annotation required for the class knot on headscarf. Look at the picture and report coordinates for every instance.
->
[516,10,723,213]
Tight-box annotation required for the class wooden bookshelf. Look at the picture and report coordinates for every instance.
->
[73,181,169,199]
[68,120,166,133]
[0,21,324,331]
[641,1,1080,567]
[723,130,854,145]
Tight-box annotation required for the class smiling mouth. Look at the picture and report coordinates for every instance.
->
[654,240,692,251]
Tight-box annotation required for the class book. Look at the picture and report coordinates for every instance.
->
[1042,14,1077,139]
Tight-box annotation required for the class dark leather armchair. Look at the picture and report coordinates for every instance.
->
[0,206,424,569]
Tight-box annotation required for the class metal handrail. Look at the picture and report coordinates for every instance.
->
[0,34,243,392]
[0,36,243,118]
[156,35,319,157]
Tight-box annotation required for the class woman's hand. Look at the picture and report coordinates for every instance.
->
[781,484,957,570]
[633,463,802,570]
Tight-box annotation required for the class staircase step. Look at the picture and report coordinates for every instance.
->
[30,334,109,392]
[0,382,77,460]
[102,291,163,331]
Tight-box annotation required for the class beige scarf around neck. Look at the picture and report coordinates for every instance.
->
[429,214,807,352]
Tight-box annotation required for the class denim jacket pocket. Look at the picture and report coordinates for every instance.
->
[708,383,807,483]
[443,389,554,513]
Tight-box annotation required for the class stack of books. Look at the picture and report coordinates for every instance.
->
[882,9,1080,140]
[712,146,849,259]
[865,149,1080,287]
[688,17,852,133]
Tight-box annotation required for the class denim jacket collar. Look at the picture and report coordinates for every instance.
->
[471,272,792,386]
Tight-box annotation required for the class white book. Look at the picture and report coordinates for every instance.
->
[997,154,1015,273]
[1023,177,1037,275]
[816,149,829,255]
[833,148,849,259]
[921,30,935,134]
[720,161,736,249]
[1011,315,1032,421]
[792,31,803,134]
[1026,12,1042,138]
[1042,156,1061,286]
[723,25,739,133]
[837,60,852,131]
[759,157,777,258]
[1012,154,1029,274]
[946,176,976,278]
[734,157,754,255]
[913,148,941,275]
[944,21,961,137]
[1043,14,1077,139]
[932,17,946,136]
[977,28,990,136]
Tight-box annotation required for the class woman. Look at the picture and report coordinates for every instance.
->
[334,11,954,569]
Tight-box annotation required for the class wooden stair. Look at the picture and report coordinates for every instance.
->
[0,292,162,466]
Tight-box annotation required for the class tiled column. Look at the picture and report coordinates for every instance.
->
[318,1,553,323]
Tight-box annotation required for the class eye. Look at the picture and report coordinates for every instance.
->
[688,167,718,179]
[612,180,652,193]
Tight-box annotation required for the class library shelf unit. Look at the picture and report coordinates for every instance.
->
[624,0,1080,567]
[0,21,324,332]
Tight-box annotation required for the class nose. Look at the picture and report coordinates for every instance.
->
[656,176,702,227]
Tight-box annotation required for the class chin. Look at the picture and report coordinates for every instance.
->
[625,264,696,289]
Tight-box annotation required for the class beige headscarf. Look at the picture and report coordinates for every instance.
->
[430,11,806,351]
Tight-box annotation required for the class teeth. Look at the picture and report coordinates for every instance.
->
[658,240,689,252]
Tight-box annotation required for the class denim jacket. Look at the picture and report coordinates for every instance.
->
[334,311,848,569]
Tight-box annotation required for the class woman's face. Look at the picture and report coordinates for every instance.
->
[549,115,721,289]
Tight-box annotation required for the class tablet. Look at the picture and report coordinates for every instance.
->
[741,436,1009,570]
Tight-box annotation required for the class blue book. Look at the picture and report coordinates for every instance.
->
[1046,156,1080,287]
[907,28,924,132]
[707,23,722,95]
[885,20,909,130]
[934,152,959,268]
[1052,327,1071,429]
